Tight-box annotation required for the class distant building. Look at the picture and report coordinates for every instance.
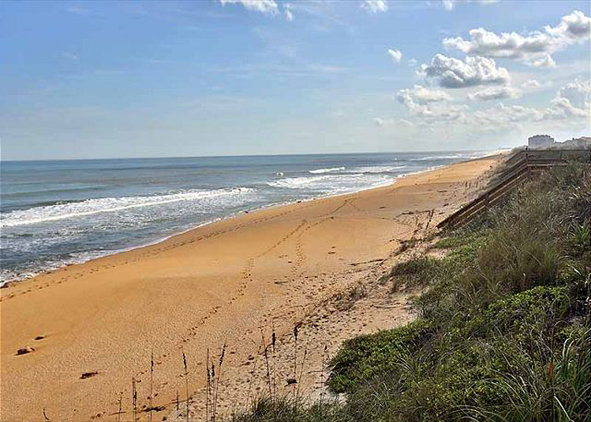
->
[561,136,591,149]
[528,134,555,149]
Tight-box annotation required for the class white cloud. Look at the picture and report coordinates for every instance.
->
[373,117,414,128]
[373,117,386,126]
[284,3,294,21]
[544,79,591,119]
[419,54,510,88]
[442,0,498,11]
[468,86,522,101]
[407,58,418,67]
[521,79,541,90]
[468,80,590,129]
[472,103,543,128]
[442,0,455,10]
[361,0,388,14]
[545,10,591,40]
[397,86,465,122]
[62,51,79,61]
[443,10,591,67]
[397,85,452,104]
[532,55,557,68]
[219,0,278,15]
[387,49,402,64]
[393,78,590,139]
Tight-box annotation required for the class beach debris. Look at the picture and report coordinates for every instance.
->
[34,335,45,341]
[80,371,99,379]
[16,346,34,355]
[143,405,166,413]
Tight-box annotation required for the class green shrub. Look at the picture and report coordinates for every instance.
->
[468,330,591,422]
[388,255,442,290]
[328,319,433,393]
[230,396,351,422]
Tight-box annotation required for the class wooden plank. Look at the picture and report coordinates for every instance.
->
[442,172,529,228]
[437,149,590,230]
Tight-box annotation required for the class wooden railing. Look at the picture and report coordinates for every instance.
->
[437,148,591,230]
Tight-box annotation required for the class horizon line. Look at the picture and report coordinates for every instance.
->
[0,147,512,163]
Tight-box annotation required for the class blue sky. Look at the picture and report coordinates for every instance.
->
[1,0,590,160]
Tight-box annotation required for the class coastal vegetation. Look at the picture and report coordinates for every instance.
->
[230,164,591,421]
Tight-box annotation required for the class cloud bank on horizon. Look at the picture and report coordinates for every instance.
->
[0,0,590,160]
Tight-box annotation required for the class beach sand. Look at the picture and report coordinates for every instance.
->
[1,155,503,421]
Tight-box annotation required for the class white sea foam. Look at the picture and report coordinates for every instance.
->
[309,167,345,174]
[411,152,489,161]
[268,173,392,192]
[0,187,254,228]
[349,165,407,173]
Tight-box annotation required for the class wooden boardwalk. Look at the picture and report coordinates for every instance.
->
[437,148,591,230]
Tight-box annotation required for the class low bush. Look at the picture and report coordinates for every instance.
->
[328,319,433,393]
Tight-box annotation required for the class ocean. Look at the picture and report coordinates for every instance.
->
[0,151,491,285]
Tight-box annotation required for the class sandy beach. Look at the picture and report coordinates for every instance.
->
[1,155,503,421]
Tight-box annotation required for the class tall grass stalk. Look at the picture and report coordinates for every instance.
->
[117,391,123,422]
[132,377,137,422]
[182,349,189,422]
[149,351,154,422]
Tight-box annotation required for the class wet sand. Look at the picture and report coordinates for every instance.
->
[1,155,503,421]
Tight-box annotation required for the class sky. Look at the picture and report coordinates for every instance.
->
[1,0,590,160]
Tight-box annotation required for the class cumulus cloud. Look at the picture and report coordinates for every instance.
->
[544,79,591,119]
[468,86,522,101]
[397,86,465,122]
[387,49,402,64]
[373,117,386,126]
[419,54,510,88]
[472,103,543,129]
[397,85,452,104]
[469,80,590,130]
[361,0,388,14]
[521,79,541,90]
[373,117,415,128]
[442,0,498,11]
[443,10,591,67]
[284,3,294,21]
[546,10,591,40]
[219,0,278,14]
[395,78,590,136]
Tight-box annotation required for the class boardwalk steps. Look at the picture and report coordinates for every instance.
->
[437,149,591,230]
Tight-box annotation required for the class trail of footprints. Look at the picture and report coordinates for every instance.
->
[95,198,426,420]
[3,203,315,301]
[5,197,441,418]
